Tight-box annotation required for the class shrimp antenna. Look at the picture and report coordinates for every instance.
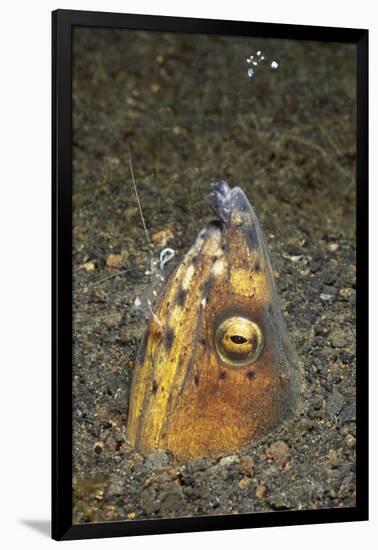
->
[128,145,150,245]
[85,266,137,290]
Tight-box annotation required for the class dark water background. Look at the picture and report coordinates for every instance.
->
[72,28,356,523]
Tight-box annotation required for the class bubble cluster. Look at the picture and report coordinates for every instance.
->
[246,50,279,79]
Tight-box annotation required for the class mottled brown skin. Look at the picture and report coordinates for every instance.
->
[127,182,298,459]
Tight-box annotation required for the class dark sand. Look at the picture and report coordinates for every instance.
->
[72,28,356,523]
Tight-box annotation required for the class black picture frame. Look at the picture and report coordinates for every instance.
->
[52,9,369,541]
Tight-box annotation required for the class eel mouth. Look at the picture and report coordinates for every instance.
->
[206,180,233,222]
[206,180,252,224]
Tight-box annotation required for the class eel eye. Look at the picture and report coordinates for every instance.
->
[215,316,263,367]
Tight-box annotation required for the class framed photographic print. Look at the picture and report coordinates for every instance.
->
[52,9,368,541]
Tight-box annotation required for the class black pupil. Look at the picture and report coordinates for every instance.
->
[230,335,248,344]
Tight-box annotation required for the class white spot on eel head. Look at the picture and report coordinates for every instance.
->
[211,259,226,277]
[182,264,195,290]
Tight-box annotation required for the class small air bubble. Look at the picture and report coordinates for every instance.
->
[257,50,261,56]
[271,61,279,70]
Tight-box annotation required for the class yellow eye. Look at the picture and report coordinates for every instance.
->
[215,316,263,367]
